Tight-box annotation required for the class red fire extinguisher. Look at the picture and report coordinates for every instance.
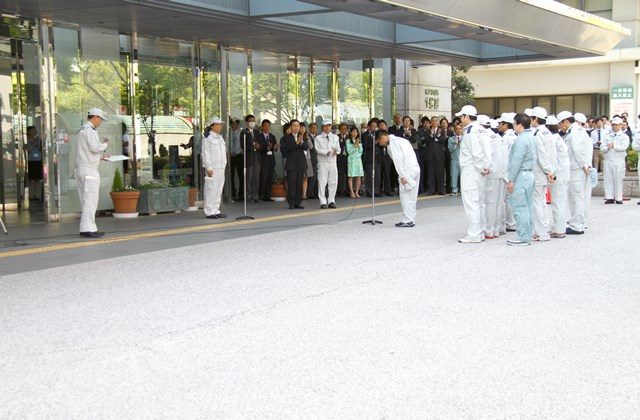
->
[546,188,552,204]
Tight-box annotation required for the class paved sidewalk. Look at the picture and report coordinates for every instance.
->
[1,198,639,418]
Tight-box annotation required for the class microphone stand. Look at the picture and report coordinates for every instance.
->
[0,216,6,234]
[363,134,382,225]
[236,131,254,221]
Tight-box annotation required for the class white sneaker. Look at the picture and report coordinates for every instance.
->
[458,237,484,244]
[507,239,531,246]
[532,235,550,242]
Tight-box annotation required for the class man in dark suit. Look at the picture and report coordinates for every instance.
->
[280,120,308,209]
[363,118,381,197]
[258,119,278,201]
[416,116,430,194]
[388,114,403,136]
[378,120,394,196]
[240,114,261,202]
[336,123,349,197]
[426,116,447,195]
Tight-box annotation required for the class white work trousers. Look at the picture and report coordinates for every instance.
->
[533,183,550,239]
[461,170,486,241]
[568,170,587,232]
[549,180,568,234]
[204,170,225,216]
[75,167,100,233]
[603,158,625,201]
[317,161,338,205]
[485,178,504,236]
[399,171,421,223]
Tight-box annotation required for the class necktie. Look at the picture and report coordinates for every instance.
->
[598,130,601,141]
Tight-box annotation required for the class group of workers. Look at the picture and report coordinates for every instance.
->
[73,106,639,239]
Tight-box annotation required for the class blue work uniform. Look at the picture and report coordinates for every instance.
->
[507,129,537,243]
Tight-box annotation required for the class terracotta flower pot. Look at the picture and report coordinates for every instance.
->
[110,190,140,218]
[271,183,286,201]
[188,187,198,207]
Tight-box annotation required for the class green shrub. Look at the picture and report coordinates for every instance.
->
[627,149,638,170]
[111,169,124,192]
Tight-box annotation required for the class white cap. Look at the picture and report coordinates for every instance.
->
[574,112,587,124]
[208,116,223,125]
[455,105,478,117]
[497,112,515,125]
[546,115,559,125]
[88,107,107,121]
[489,119,499,129]
[532,106,548,120]
[524,108,534,117]
[611,116,623,125]
[477,114,491,126]
[556,111,573,122]
[321,119,332,126]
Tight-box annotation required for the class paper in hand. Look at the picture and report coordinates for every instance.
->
[106,155,131,162]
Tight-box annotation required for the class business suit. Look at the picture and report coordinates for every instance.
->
[363,130,380,196]
[427,128,447,194]
[258,131,277,200]
[417,127,430,193]
[280,133,309,208]
[240,128,262,201]
[337,134,349,196]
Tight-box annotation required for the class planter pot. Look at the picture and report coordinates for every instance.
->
[187,187,199,211]
[110,191,140,218]
[272,183,286,202]
[137,186,189,215]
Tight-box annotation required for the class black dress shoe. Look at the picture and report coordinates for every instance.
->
[374,193,383,197]
[217,213,227,218]
[294,205,305,209]
[328,202,337,209]
[320,204,328,209]
[288,205,295,210]
[565,227,584,235]
[263,198,274,202]
[395,222,415,228]
[615,200,623,204]
[604,199,614,204]
[79,231,104,238]
[206,214,219,219]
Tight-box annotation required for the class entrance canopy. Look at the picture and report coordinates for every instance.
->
[3,0,630,64]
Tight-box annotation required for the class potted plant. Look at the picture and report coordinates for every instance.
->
[137,177,190,215]
[272,178,287,202]
[110,168,140,219]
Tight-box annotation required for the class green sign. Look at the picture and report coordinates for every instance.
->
[611,86,634,100]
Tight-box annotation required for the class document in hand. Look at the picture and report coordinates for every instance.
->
[106,155,131,162]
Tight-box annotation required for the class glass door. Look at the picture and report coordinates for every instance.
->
[0,38,16,213]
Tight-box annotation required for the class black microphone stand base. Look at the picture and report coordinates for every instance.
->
[235,215,255,221]
[362,219,382,225]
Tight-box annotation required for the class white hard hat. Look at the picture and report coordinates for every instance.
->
[208,116,223,125]
[321,119,332,126]
[556,111,573,122]
[489,119,499,129]
[455,105,478,117]
[497,112,515,125]
[532,106,548,120]
[574,113,587,124]
[546,115,559,125]
[477,114,491,126]
[611,116,623,125]
[88,107,107,121]
[524,108,534,117]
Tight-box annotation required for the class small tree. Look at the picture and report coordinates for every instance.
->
[159,144,168,158]
[111,169,124,192]
[451,67,476,114]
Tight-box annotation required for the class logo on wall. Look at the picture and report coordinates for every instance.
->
[424,88,440,110]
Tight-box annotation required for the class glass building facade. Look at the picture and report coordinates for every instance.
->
[0,17,394,223]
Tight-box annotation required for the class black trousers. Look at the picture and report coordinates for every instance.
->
[230,153,244,198]
[428,158,445,194]
[337,155,348,195]
[414,149,425,193]
[246,153,261,200]
[259,154,275,199]
[286,168,304,207]
[444,152,452,194]
[379,154,393,194]
[419,148,429,193]
[364,161,381,195]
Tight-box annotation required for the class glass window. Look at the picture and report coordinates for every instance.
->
[498,98,515,115]
[251,51,294,126]
[313,61,333,126]
[536,96,552,113]
[555,95,574,112]
[337,60,369,126]
[298,57,312,124]
[475,98,495,117]
[372,58,392,121]
[201,44,221,122]
[228,50,248,123]
[136,37,195,183]
[54,26,128,213]
[515,97,533,114]
[574,94,593,115]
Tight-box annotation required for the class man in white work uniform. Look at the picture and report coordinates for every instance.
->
[497,112,518,233]
[530,106,556,242]
[202,117,228,219]
[75,107,109,238]
[600,116,629,205]
[377,131,421,227]
[456,105,492,243]
[314,119,341,209]
[546,115,570,238]
[481,116,507,239]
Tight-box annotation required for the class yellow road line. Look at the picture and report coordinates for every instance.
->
[0,196,440,259]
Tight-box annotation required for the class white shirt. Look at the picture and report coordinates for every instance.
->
[460,122,492,174]
[553,132,570,182]
[202,132,227,171]
[314,132,340,164]
[75,122,107,170]
[502,129,517,152]
[533,124,555,184]
[564,122,592,176]
[487,131,508,180]
[387,135,420,179]
[600,130,629,162]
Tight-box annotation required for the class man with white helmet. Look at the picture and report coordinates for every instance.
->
[600,116,629,204]
[314,119,341,209]
[75,107,109,238]
[530,106,556,242]
[574,112,594,223]
[557,111,592,234]
[202,117,228,219]
[457,106,492,243]
[546,115,570,238]
[480,115,506,239]
[497,112,518,233]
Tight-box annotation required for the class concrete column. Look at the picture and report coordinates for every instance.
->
[394,60,452,122]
